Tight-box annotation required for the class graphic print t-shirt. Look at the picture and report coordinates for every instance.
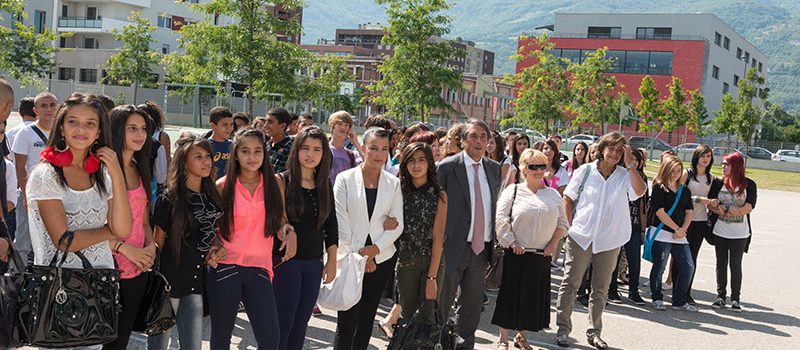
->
[208,138,232,179]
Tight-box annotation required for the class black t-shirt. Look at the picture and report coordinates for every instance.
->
[649,184,694,233]
[275,186,338,260]
[153,190,222,297]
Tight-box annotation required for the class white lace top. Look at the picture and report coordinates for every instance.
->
[27,163,114,269]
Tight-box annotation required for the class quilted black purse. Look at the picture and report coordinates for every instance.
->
[387,301,457,350]
[16,231,121,347]
[132,252,176,336]
[0,229,25,348]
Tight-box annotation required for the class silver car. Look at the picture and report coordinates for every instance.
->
[772,149,800,163]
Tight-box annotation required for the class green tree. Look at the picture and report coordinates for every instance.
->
[165,0,307,114]
[760,101,795,140]
[636,75,664,158]
[714,93,738,144]
[660,77,689,144]
[567,48,620,133]
[296,54,355,114]
[369,0,463,122]
[687,89,711,140]
[1,1,61,87]
[104,12,160,104]
[503,34,572,133]
[715,68,767,148]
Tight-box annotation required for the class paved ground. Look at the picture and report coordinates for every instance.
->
[122,188,800,349]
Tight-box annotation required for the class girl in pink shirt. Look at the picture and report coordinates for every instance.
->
[209,128,296,349]
[105,105,156,350]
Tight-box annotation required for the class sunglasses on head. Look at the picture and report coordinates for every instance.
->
[527,164,547,171]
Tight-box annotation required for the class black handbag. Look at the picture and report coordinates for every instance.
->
[387,301,457,350]
[132,253,176,336]
[1,227,25,348]
[16,231,121,347]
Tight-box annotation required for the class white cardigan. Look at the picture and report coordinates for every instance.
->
[333,166,404,264]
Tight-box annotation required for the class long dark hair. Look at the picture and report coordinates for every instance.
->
[544,139,562,171]
[511,133,530,165]
[109,105,153,206]
[572,141,588,168]
[399,142,444,201]
[690,144,714,184]
[137,100,165,130]
[285,126,332,229]
[166,133,221,258]
[219,128,283,241]
[47,93,112,194]
[488,131,505,162]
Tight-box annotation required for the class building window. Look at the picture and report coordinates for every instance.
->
[587,26,621,39]
[59,37,66,48]
[723,82,730,94]
[157,15,172,29]
[86,7,98,20]
[736,47,742,59]
[744,51,749,62]
[712,65,720,79]
[560,49,581,65]
[34,10,46,34]
[723,37,730,49]
[751,58,757,68]
[606,50,626,73]
[734,75,740,86]
[636,27,672,40]
[758,62,763,72]
[648,52,673,75]
[58,67,75,81]
[624,51,649,74]
[84,38,98,49]
[714,32,721,46]
[61,5,68,17]
[162,44,170,54]
[79,68,97,83]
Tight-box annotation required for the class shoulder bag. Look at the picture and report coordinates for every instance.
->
[317,252,367,311]
[571,163,592,218]
[387,301,457,350]
[643,185,684,262]
[486,184,517,290]
[0,223,25,348]
[16,231,121,347]
[132,251,176,336]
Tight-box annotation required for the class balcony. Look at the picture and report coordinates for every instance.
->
[65,0,151,6]
[57,17,133,34]
[548,32,707,42]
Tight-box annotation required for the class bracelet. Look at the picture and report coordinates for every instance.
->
[426,276,437,281]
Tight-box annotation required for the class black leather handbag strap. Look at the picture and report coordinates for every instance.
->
[47,230,93,269]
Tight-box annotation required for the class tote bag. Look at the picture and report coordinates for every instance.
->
[317,253,367,311]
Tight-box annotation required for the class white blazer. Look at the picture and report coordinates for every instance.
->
[334,166,404,264]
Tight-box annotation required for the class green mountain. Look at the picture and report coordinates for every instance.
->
[302,0,800,112]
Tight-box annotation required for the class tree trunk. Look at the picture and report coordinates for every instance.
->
[133,80,139,105]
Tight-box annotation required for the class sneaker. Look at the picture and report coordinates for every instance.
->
[555,334,570,348]
[483,293,490,305]
[312,306,322,316]
[628,293,646,305]
[663,282,673,291]
[577,294,590,307]
[652,300,666,310]
[607,291,622,304]
[731,300,742,313]
[672,304,699,312]
[711,298,726,309]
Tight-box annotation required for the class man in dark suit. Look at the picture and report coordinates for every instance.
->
[437,119,501,349]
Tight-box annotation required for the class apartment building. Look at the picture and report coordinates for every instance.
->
[518,13,768,141]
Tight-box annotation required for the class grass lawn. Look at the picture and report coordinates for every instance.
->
[644,160,800,192]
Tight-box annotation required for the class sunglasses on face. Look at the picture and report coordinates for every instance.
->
[527,164,547,171]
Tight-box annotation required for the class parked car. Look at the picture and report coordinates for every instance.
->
[771,149,800,163]
[501,128,546,142]
[737,146,774,160]
[628,136,675,153]
[566,134,599,146]
[712,147,743,157]
[676,143,701,154]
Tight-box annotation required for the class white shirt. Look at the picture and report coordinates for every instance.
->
[713,186,750,239]
[564,161,643,253]
[11,123,49,174]
[4,159,17,208]
[686,174,712,222]
[6,120,35,158]
[496,184,568,250]
[463,151,492,243]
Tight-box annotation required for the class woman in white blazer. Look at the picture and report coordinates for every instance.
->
[333,127,404,350]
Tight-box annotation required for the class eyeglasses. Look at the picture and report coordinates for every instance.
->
[721,162,730,167]
[527,164,547,171]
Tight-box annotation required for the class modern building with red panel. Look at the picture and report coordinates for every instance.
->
[517,13,768,143]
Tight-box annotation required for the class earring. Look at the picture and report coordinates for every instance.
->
[55,137,69,152]
[83,140,101,174]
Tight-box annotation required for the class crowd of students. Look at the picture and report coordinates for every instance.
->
[0,79,759,350]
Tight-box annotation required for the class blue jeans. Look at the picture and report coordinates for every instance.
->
[206,264,279,349]
[650,241,694,306]
[147,294,203,350]
[273,258,324,350]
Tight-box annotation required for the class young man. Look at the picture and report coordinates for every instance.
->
[264,107,293,174]
[12,91,58,263]
[208,106,234,178]
[6,97,37,151]
[328,111,362,184]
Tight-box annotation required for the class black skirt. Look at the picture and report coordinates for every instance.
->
[491,250,551,332]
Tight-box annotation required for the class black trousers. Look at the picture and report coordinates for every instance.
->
[685,221,708,299]
[714,236,747,301]
[334,254,397,350]
[103,272,149,350]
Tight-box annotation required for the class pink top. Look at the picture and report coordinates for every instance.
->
[218,175,274,278]
[113,180,147,279]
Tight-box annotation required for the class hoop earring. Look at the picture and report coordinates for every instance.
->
[55,137,69,152]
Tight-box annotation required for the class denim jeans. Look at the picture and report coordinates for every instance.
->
[273,258,323,350]
[206,264,279,349]
[650,241,694,306]
[147,294,203,350]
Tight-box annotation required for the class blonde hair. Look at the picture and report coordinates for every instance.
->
[327,110,353,129]
[654,157,683,190]
[519,149,548,181]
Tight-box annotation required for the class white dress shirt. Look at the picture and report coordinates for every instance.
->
[463,151,492,243]
[564,161,642,253]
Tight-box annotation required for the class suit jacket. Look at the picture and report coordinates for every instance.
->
[437,152,501,273]
[333,166,404,264]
